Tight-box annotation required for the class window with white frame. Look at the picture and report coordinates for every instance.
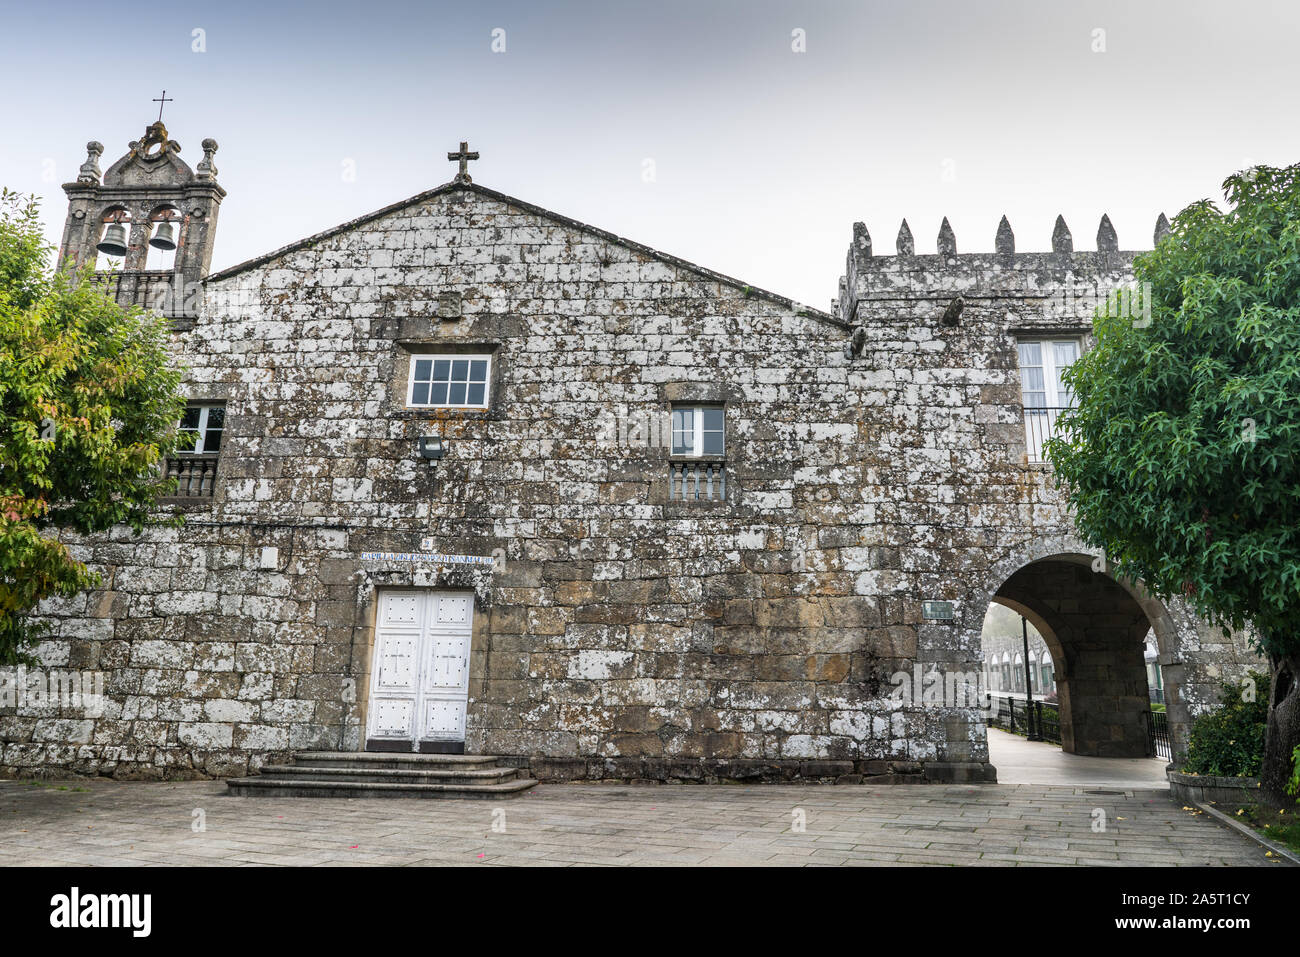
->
[669,404,726,501]
[169,402,224,498]
[407,354,491,409]
[671,405,725,457]
[1017,338,1080,463]
[177,403,225,454]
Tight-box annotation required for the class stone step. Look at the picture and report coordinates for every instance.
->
[226,775,538,799]
[289,751,501,770]
[256,763,523,785]
[226,751,536,799]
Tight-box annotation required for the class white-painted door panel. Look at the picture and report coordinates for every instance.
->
[366,590,473,748]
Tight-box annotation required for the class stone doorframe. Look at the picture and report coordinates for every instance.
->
[344,560,496,755]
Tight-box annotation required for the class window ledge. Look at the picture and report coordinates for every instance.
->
[392,407,492,419]
[404,406,491,413]
[664,498,732,510]
[157,496,217,508]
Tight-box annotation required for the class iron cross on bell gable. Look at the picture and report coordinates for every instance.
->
[448,141,479,184]
[152,90,173,122]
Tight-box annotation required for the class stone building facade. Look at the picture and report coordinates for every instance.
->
[980,604,1057,698]
[0,125,1264,781]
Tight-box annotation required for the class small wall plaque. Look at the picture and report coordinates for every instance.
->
[921,600,954,620]
[359,551,494,565]
[437,291,462,320]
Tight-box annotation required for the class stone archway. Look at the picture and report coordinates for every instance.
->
[971,543,1189,759]
[994,558,1152,756]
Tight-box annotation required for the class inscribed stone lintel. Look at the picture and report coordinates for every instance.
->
[359,552,494,564]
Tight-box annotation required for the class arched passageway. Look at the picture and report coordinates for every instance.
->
[989,555,1170,758]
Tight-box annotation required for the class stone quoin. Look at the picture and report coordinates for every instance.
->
[0,124,1264,785]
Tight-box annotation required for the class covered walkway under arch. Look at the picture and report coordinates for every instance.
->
[989,554,1177,759]
[988,729,1169,788]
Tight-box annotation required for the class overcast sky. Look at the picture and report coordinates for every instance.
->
[3,0,1298,308]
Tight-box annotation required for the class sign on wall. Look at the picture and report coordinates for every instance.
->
[359,551,495,565]
[921,600,955,621]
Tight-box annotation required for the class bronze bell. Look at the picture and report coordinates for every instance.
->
[96,222,129,256]
[149,220,176,251]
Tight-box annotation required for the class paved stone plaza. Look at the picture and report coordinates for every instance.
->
[987,730,1171,788]
[0,772,1281,867]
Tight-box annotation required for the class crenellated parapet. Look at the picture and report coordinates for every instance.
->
[838,213,1172,327]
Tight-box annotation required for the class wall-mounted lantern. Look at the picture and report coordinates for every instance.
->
[418,435,445,463]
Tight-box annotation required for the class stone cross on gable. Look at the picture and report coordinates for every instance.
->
[448,141,479,184]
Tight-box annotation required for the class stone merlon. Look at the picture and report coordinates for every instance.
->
[838,215,1144,325]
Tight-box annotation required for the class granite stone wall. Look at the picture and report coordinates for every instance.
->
[0,185,1263,782]
[837,215,1262,764]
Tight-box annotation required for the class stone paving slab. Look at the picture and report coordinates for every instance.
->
[0,779,1285,867]
[987,728,1172,787]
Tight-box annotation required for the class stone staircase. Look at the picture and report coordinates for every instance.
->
[226,751,538,799]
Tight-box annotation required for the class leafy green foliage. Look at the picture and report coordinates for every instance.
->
[1288,744,1300,797]
[1045,166,1300,658]
[1233,804,1300,851]
[1183,672,1270,777]
[0,189,185,663]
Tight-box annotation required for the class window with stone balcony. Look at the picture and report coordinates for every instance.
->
[167,402,224,497]
[668,404,727,501]
[1017,339,1080,463]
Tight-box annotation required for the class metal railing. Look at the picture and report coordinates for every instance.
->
[1144,709,1172,759]
[989,694,1171,759]
[669,460,726,501]
[987,694,1062,745]
[166,454,219,497]
[1023,406,1072,464]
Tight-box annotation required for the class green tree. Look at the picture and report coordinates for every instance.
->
[0,189,185,664]
[1046,165,1300,806]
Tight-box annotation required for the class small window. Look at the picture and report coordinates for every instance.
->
[168,402,224,498]
[177,403,225,454]
[1017,339,1080,463]
[408,354,491,409]
[1018,339,1079,410]
[669,404,727,501]
[670,404,725,457]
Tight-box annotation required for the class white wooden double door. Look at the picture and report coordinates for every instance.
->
[366,590,474,750]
